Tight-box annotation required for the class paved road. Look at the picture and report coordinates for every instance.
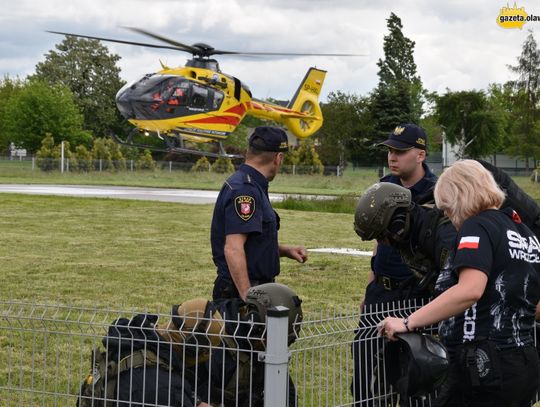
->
[0,184,333,204]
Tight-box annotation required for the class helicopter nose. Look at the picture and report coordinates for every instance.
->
[116,83,136,119]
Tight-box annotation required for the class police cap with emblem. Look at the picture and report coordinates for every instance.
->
[249,126,289,152]
[379,123,427,151]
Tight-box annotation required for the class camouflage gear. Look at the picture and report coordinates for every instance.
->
[246,283,303,345]
[354,183,412,241]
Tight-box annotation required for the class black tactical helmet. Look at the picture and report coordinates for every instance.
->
[245,283,303,345]
[354,183,412,241]
[384,332,449,400]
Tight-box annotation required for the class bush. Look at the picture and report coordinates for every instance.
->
[74,145,93,172]
[211,156,234,173]
[107,138,127,171]
[91,138,114,171]
[295,140,324,175]
[36,133,60,171]
[136,149,156,170]
[191,156,211,172]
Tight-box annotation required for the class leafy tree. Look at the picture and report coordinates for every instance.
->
[0,76,24,152]
[371,12,424,142]
[33,36,126,137]
[435,90,505,158]
[3,79,92,152]
[316,92,377,167]
[506,30,540,167]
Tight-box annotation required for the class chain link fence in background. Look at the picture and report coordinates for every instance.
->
[2,154,537,178]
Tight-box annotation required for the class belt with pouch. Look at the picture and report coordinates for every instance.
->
[375,274,406,291]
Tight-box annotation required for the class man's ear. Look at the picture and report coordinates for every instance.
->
[417,149,426,162]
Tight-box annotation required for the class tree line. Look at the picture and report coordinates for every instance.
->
[0,13,539,170]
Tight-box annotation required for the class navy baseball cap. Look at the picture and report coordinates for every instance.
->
[379,124,427,151]
[248,126,289,152]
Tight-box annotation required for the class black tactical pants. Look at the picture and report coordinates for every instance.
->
[212,275,273,300]
[433,345,538,407]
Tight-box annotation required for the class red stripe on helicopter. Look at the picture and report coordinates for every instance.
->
[224,104,246,116]
[185,115,241,126]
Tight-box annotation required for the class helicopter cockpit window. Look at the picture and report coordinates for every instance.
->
[166,82,189,106]
[190,85,208,109]
[212,91,224,110]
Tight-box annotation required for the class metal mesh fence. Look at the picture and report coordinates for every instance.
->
[1,300,539,406]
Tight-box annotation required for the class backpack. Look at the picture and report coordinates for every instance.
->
[77,347,169,407]
[77,314,172,407]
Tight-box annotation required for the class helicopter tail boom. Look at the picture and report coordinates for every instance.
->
[245,67,326,139]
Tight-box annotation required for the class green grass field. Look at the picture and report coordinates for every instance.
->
[0,193,371,311]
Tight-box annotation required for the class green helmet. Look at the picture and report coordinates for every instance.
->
[246,283,303,345]
[354,183,412,241]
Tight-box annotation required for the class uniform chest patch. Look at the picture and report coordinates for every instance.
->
[234,195,255,221]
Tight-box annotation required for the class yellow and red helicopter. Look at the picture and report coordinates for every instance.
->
[48,28,360,157]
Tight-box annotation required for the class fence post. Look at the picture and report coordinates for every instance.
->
[131,160,134,172]
[60,140,64,174]
[169,161,172,172]
[32,156,35,170]
[263,306,290,407]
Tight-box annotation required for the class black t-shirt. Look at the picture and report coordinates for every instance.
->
[437,208,540,348]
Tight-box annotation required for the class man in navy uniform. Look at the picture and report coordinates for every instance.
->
[211,126,308,301]
[352,123,438,406]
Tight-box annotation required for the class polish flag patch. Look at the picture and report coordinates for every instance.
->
[458,236,480,250]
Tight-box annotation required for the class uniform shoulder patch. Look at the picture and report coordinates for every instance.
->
[234,195,255,221]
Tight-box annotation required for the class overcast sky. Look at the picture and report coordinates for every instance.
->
[0,0,537,102]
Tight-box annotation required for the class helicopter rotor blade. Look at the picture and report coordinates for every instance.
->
[121,27,199,54]
[47,29,366,58]
[212,50,366,57]
[46,30,195,53]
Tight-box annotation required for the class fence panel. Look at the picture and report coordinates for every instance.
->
[1,300,539,406]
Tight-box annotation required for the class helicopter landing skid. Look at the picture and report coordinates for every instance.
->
[110,131,243,159]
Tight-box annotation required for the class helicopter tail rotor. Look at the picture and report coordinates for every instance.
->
[284,67,326,139]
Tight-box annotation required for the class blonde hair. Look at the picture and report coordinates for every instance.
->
[434,159,506,229]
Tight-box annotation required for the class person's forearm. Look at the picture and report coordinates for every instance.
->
[224,245,251,300]
[407,281,480,330]
[278,244,289,257]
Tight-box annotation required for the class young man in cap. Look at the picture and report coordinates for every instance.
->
[210,126,308,301]
[352,123,438,406]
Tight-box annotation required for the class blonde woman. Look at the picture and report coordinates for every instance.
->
[379,159,540,407]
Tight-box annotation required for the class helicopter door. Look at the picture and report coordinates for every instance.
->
[189,84,209,109]
[188,84,224,111]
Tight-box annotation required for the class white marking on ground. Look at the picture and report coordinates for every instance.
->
[308,248,372,257]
